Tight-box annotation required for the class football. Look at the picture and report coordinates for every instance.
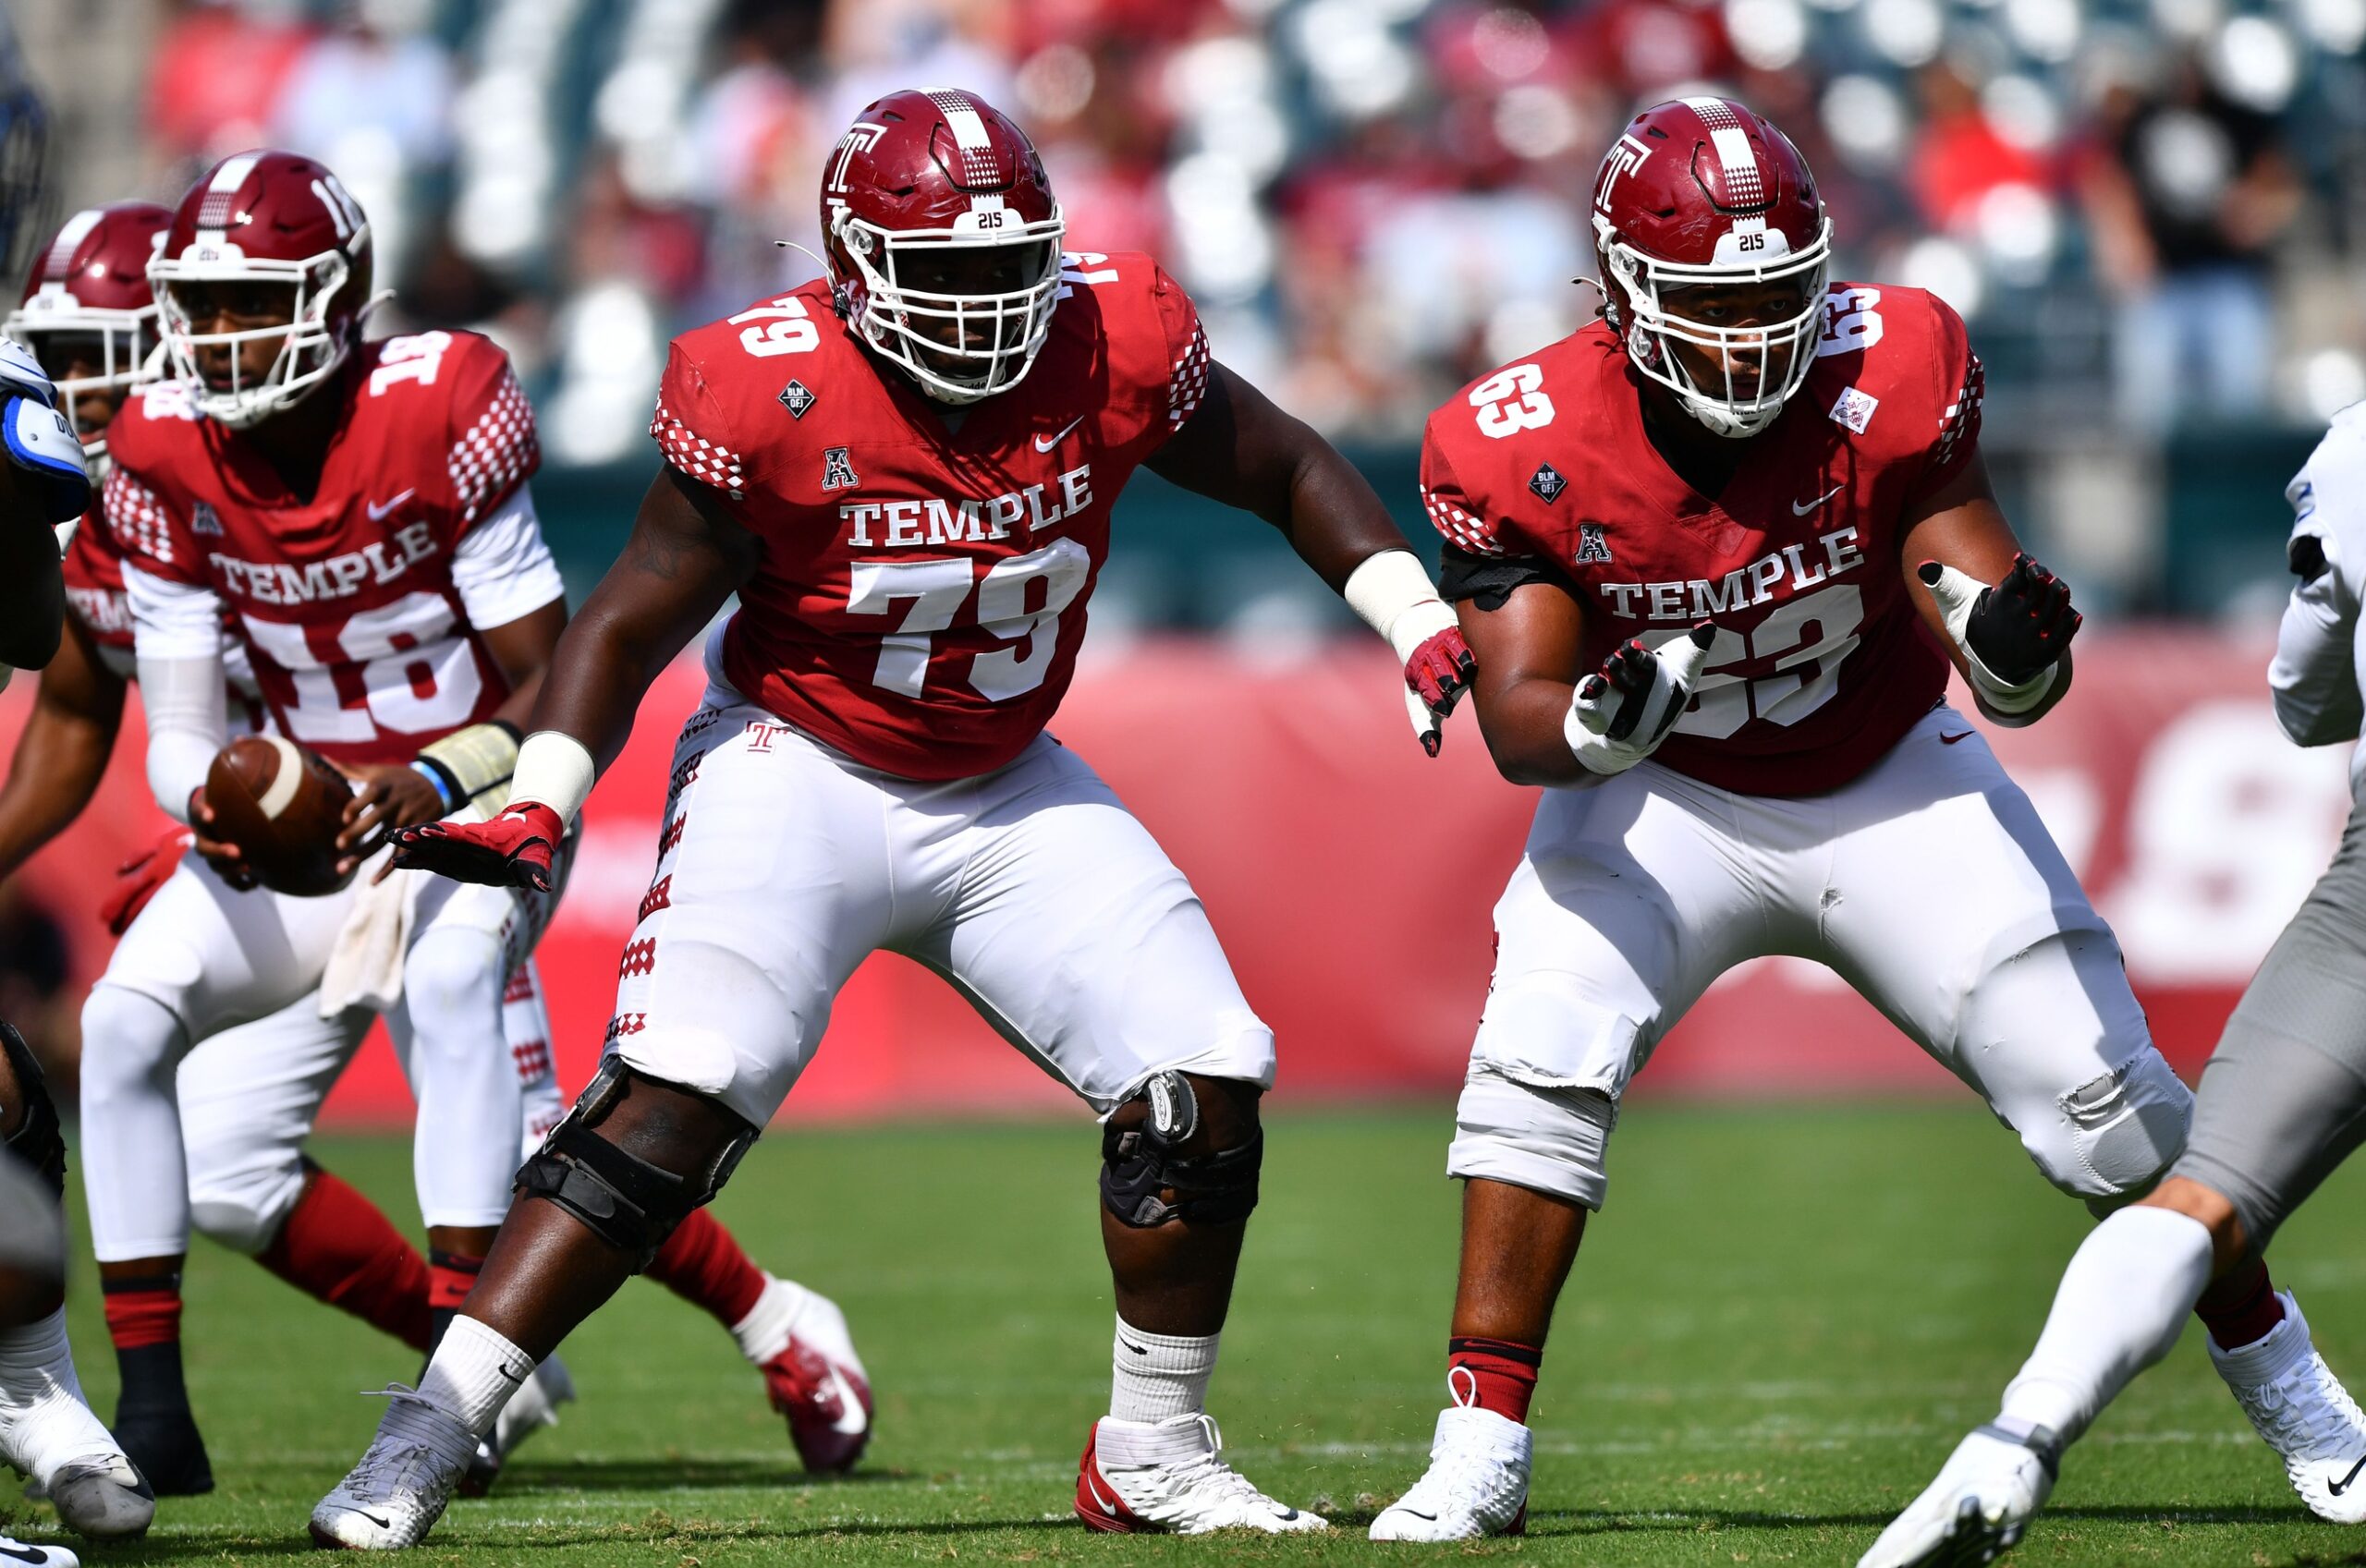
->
[202,735,359,897]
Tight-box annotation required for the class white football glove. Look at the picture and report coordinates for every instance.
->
[1564,624,1714,776]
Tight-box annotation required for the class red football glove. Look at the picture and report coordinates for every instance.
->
[391,800,564,892]
[1404,625,1479,758]
[102,825,193,937]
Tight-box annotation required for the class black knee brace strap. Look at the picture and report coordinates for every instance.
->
[1100,1072,1262,1228]
[0,1020,66,1201]
[514,1060,755,1270]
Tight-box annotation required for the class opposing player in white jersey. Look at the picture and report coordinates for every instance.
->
[311,86,1475,1547]
[0,331,156,1551]
[1866,401,2366,1565]
[80,155,880,1494]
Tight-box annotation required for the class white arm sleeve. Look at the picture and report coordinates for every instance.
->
[138,652,228,823]
[451,486,567,631]
[125,561,231,820]
[2270,419,2366,749]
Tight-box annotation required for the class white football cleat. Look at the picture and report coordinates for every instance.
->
[309,1386,480,1550]
[1369,1405,1532,1540]
[2209,1292,2366,1523]
[459,1354,574,1498]
[1074,1414,1326,1534]
[0,1532,75,1567]
[1859,1423,2058,1568]
[44,1454,156,1540]
[0,1309,153,1538]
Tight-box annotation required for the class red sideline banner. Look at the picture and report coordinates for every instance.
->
[2,632,2348,1123]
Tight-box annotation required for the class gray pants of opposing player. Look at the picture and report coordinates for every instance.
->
[2176,773,2366,1252]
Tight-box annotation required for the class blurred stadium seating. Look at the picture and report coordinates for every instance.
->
[15,0,2365,625]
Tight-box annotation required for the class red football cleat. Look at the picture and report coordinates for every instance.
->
[760,1337,872,1474]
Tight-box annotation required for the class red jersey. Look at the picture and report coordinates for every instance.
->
[104,331,540,764]
[1422,282,1982,796]
[64,499,269,725]
[652,250,1209,781]
[61,507,136,676]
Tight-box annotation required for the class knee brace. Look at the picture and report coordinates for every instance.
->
[0,1019,66,1201]
[1101,1071,1262,1228]
[2038,1050,2192,1205]
[514,1058,757,1270]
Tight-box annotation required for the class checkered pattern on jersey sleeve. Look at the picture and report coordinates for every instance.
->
[104,468,177,568]
[448,365,541,523]
[651,395,747,493]
[1933,351,1984,478]
[1167,319,1211,434]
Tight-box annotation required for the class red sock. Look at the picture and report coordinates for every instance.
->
[101,1272,183,1352]
[1447,1335,1542,1424]
[2199,1257,2287,1350]
[425,1250,485,1355]
[256,1171,433,1353]
[645,1208,768,1328]
[102,1271,189,1412]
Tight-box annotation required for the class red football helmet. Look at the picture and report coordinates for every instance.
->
[149,150,374,429]
[820,88,1065,405]
[1591,97,1832,438]
[4,201,170,472]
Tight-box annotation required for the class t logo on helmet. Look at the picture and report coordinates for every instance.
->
[1596,135,1652,214]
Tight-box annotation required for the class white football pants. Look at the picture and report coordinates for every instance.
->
[605,680,1275,1128]
[1452,704,2193,1209]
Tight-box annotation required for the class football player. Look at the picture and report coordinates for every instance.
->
[0,200,873,1493]
[1364,97,2343,1542]
[1862,400,2366,1565]
[76,153,871,1503]
[311,86,1474,1547]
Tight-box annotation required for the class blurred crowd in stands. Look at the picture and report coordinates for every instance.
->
[90,0,2364,460]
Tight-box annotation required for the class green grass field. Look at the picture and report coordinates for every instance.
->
[23,1103,2366,1565]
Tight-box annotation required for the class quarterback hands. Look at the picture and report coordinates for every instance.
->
[335,761,446,880]
[102,825,193,936]
[1917,553,2079,715]
[391,800,565,893]
[1565,623,1714,776]
[187,788,259,892]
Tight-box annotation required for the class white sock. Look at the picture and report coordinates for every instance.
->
[729,1274,811,1366]
[416,1316,535,1439]
[1110,1315,1219,1425]
[1999,1205,2214,1445]
[0,1308,118,1477]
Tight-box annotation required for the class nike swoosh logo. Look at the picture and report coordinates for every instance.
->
[1790,483,1843,517]
[1033,416,1085,453]
[1940,731,1973,745]
[366,488,416,521]
[1119,1339,1150,1355]
[1399,1509,1436,1521]
[1085,1468,1123,1516]
[823,1362,867,1435]
[0,1545,56,1563]
[501,1359,532,1385]
[357,1513,392,1529]
[2330,1454,2366,1495]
